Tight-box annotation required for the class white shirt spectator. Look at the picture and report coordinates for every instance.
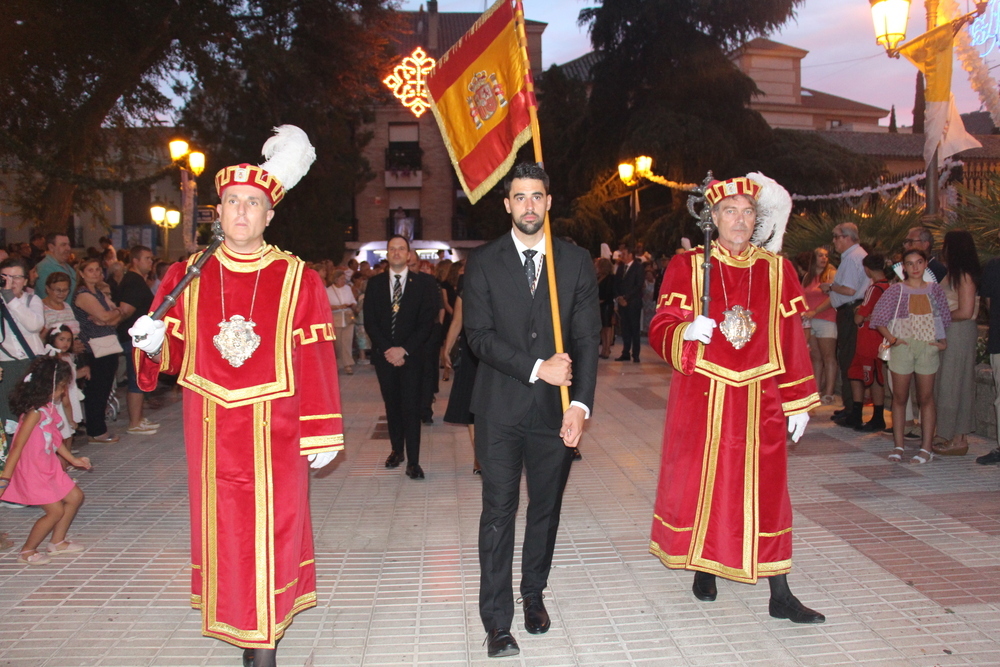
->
[0,292,46,360]
[830,243,870,309]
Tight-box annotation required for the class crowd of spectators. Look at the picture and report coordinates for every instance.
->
[0,234,168,479]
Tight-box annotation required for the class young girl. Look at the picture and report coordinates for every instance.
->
[871,249,951,464]
[46,326,86,439]
[846,254,891,431]
[0,356,91,565]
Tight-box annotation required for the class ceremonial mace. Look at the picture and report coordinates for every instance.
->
[686,172,716,316]
[135,221,225,343]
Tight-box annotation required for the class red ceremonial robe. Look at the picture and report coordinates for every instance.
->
[137,243,343,648]
[648,244,819,583]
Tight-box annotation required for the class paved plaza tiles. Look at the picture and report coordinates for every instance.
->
[1,355,999,667]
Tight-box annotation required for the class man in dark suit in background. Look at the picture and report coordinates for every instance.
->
[463,163,600,658]
[615,245,644,362]
[364,235,438,479]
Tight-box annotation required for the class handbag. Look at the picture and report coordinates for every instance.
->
[88,334,123,358]
[878,285,905,363]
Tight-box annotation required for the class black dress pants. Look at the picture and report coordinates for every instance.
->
[620,304,642,360]
[374,356,423,465]
[836,303,859,411]
[476,409,573,631]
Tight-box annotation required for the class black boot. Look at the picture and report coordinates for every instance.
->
[242,639,280,667]
[692,571,717,601]
[857,405,886,432]
[836,404,863,428]
[768,574,825,623]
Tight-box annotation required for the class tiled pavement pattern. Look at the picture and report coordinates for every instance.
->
[2,355,999,666]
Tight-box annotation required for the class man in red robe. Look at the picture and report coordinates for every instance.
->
[648,175,825,624]
[130,127,343,666]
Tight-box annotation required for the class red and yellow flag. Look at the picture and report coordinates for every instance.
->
[426,0,533,203]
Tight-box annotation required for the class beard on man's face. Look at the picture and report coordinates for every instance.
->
[513,215,544,236]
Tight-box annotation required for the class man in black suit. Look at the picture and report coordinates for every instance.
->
[364,235,438,479]
[463,163,600,658]
[615,245,644,362]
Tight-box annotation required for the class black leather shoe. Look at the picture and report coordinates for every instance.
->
[422,416,434,425]
[632,357,640,363]
[692,571,717,602]
[485,628,519,657]
[385,451,404,468]
[856,419,886,432]
[571,448,582,461]
[769,596,826,623]
[406,464,425,479]
[614,355,630,361]
[830,408,847,421]
[521,592,550,634]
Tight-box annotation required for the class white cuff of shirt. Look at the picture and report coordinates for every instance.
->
[528,359,591,419]
[529,358,543,383]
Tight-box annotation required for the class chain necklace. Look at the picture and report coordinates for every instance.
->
[213,250,264,367]
[717,248,757,349]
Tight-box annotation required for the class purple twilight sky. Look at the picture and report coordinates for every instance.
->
[399,0,999,127]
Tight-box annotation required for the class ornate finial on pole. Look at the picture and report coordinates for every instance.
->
[687,171,716,316]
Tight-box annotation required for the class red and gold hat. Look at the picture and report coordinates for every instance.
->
[215,164,286,206]
[214,125,316,207]
[704,177,762,207]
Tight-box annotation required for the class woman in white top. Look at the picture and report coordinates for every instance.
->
[933,231,981,457]
[327,269,358,375]
[0,258,46,435]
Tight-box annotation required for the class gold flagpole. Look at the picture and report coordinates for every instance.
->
[513,0,569,412]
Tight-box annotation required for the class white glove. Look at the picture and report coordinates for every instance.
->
[787,413,809,443]
[308,451,338,469]
[128,315,166,354]
[683,315,716,344]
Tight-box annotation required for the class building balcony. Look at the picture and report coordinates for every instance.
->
[384,170,423,188]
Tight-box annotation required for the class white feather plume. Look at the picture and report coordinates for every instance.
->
[746,172,791,253]
[259,125,316,191]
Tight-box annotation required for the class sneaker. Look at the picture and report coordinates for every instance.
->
[127,422,158,435]
[0,501,28,509]
[976,447,1000,465]
[88,433,119,444]
[139,418,160,429]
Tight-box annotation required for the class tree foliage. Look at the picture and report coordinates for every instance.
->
[1,0,398,261]
[0,0,244,231]
[178,0,399,260]
[528,0,890,257]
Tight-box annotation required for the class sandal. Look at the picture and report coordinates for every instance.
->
[888,447,905,462]
[88,433,119,444]
[911,449,934,464]
[932,436,968,456]
[49,539,86,554]
[821,395,835,406]
[17,549,51,565]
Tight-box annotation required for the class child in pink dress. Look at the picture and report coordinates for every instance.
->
[0,356,91,565]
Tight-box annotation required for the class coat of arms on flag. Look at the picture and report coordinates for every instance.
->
[426,0,533,203]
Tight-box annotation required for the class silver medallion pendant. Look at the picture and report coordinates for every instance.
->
[214,315,261,367]
[719,305,756,350]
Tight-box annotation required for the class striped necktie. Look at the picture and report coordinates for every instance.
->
[391,274,402,337]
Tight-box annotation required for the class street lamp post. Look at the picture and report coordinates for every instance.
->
[168,139,206,254]
[868,0,988,218]
[150,202,181,260]
[618,156,653,243]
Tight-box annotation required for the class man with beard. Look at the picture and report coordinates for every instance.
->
[463,163,600,657]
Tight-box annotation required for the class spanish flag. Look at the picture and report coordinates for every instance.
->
[899,22,980,166]
[426,0,533,203]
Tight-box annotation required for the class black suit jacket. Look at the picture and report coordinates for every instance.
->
[463,234,600,429]
[615,260,644,308]
[363,270,437,363]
